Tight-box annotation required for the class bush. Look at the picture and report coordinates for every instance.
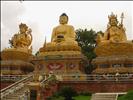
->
[46,97,52,100]
[59,86,77,100]
[52,92,60,98]
[118,90,133,100]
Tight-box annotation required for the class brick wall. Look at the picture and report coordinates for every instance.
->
[57,81,133,93]
[0,82,14,90]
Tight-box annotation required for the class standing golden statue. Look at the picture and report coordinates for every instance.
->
[96,12,127,44]
[9,23,32,49]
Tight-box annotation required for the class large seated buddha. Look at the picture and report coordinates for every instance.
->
[95,12,133,56]
[92,13,133,74]
[39,13,81,56]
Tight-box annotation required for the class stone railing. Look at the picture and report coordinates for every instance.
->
[0,75,33,99]
[40,74,57,88]
[61,74,133,82]
[1,75,28,82]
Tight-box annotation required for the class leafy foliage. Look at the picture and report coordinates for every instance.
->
[118,90,133,100]
[73,95,91,100]
[75,29,97,59]
[9,39,13,48]
[59,86,77,100]
[75,28,97,73]
[47,89,92,100]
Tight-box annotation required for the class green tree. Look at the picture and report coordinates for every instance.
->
[9,39,13,48]
[75,28,97,73]
[59,86,77,100]
[35,51,39,56]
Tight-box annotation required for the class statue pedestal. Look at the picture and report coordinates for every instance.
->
[1,48,34,75]
[95,42,133,57]
[31,51,86,75]
[27,82,42,100]
[92,42,133,74]
[1,48,32,61]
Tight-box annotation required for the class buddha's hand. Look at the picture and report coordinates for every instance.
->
[56,34,65,42]
[110,36,120,43]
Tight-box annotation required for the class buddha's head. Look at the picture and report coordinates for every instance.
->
[59,13,68,25]
[19,23,28,33]
[108,12,118,26]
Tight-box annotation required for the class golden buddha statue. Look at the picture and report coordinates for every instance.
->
[51,13,77,45]
[97,12,127,44]
[9,23,32,49]
[95,12,133,57]
[93,13,133,74]
[39,13,80,53]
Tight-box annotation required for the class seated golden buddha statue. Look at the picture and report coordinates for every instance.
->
[40,13,80,52]
[96,12,127,44]
[95,13,133,56]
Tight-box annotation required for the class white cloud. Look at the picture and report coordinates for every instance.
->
[1,1,25,50]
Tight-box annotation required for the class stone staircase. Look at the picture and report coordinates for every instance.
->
[1,74,55,100]
[1,75,33,100]
[91,93,118,100]
[2,87,29,100]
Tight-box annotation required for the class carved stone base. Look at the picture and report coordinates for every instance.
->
[95,42,133,57]
[1,48,33,61]
[1,60,34,75]
[31,51,86,75]
[39,43,81,52]
[93,42,133,74]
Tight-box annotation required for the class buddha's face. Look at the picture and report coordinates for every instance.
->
[109,18,118,26]
[59,16,68,24]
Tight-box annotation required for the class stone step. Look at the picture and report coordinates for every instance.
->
[91,98,116,100]
[92,97,116,99]
[93,96,116,98]
[91,93,117,100]
[92,95,116,97]
[4,87,29,100]
[93,95,116,97]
